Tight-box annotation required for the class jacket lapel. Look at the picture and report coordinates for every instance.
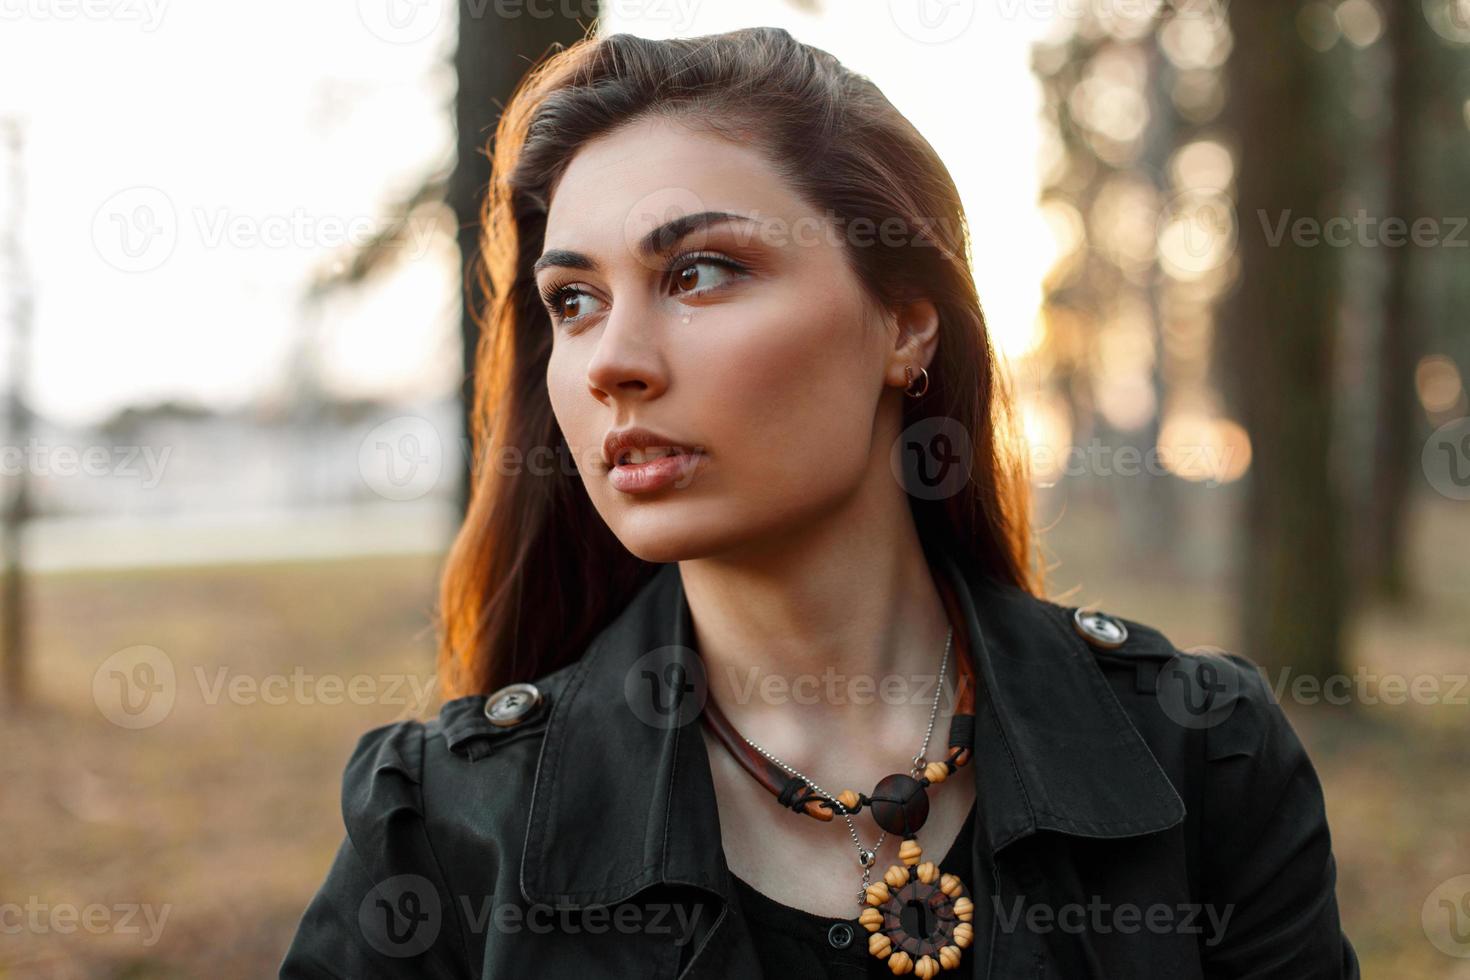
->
[941,548,1186,978]
[944,548,1187,858]
[517,560,741,977]
[516,548,1186,979]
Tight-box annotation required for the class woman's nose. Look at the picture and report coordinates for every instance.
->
[584,295,671,403]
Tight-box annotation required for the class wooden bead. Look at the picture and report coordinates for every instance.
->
[953,922,974,948]
[923,761,948,783]
[916,861,938,884]
[939,872,962,896]
[914,954,940,979]
[954,895,974,922]
[938,945,963,969]
[869,931,892,958]
[887,950,913,974]
[837,789,860,812]
[859,907,884,932]
[884,864,909,888]
[898,839,923,866]
[865,882,891,906]
[871,774,930,835]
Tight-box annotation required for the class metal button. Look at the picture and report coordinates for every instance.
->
[484,682,545,728]
[827,922,854,949]
[1073,608,1128,649]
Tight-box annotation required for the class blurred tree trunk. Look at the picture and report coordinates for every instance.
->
[1136,35,1179,566]
[449,4,595,515]
[1365,1,1426,602]
[1223,3,1346,677]
[2,119,30,710]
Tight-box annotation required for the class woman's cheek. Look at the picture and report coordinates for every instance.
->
[545,348,600,476]
[705,364,876,511]
[696,325,872,503]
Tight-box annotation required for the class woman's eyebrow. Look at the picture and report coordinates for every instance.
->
[532,210,757,275]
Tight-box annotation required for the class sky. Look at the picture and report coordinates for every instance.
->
[0,0,1061,428]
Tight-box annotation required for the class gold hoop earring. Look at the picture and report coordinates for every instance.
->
[903,365,930,399]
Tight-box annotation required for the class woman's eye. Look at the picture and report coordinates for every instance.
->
[545,287,604,323]
[670,256,744,297]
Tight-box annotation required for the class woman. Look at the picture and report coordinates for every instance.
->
[281,26,1358,979]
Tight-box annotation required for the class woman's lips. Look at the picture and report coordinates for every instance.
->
[607,450,707,494]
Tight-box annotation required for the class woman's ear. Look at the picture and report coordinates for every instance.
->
[885,297,940,389]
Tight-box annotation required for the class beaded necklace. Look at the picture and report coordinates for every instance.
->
[701,602,979,976]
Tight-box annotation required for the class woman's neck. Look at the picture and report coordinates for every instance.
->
[678,509,959,784]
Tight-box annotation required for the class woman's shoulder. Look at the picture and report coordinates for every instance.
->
[1060,601,1293,762]
[1052,599,1327,839]
[333,660,583,866]
[282,660,589,977]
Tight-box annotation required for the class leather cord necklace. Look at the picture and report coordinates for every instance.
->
[701,609,979,976]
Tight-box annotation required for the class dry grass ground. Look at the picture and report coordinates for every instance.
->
[1,553,444,978]
[1,497,1466,977]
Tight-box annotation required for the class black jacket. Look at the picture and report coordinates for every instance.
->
[280,548,1360,979]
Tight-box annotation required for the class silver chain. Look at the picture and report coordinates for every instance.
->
[735,626,954,905]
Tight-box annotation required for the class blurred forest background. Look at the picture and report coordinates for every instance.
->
[2,0,1468,977]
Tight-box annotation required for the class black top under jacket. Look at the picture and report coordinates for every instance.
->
[731,799,979,977]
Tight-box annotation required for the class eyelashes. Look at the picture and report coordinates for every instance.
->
[538,250,749,325]
[539,281,585,321]
[539,282,572,320]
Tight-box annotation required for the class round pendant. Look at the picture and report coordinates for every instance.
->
[858,842,973,976]
[869,773,930,835]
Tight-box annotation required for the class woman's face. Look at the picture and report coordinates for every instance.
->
[537,115,933,563]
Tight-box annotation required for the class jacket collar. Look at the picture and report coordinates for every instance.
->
[518,547,1185,910]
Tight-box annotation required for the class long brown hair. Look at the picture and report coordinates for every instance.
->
[436,26,1036,698]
